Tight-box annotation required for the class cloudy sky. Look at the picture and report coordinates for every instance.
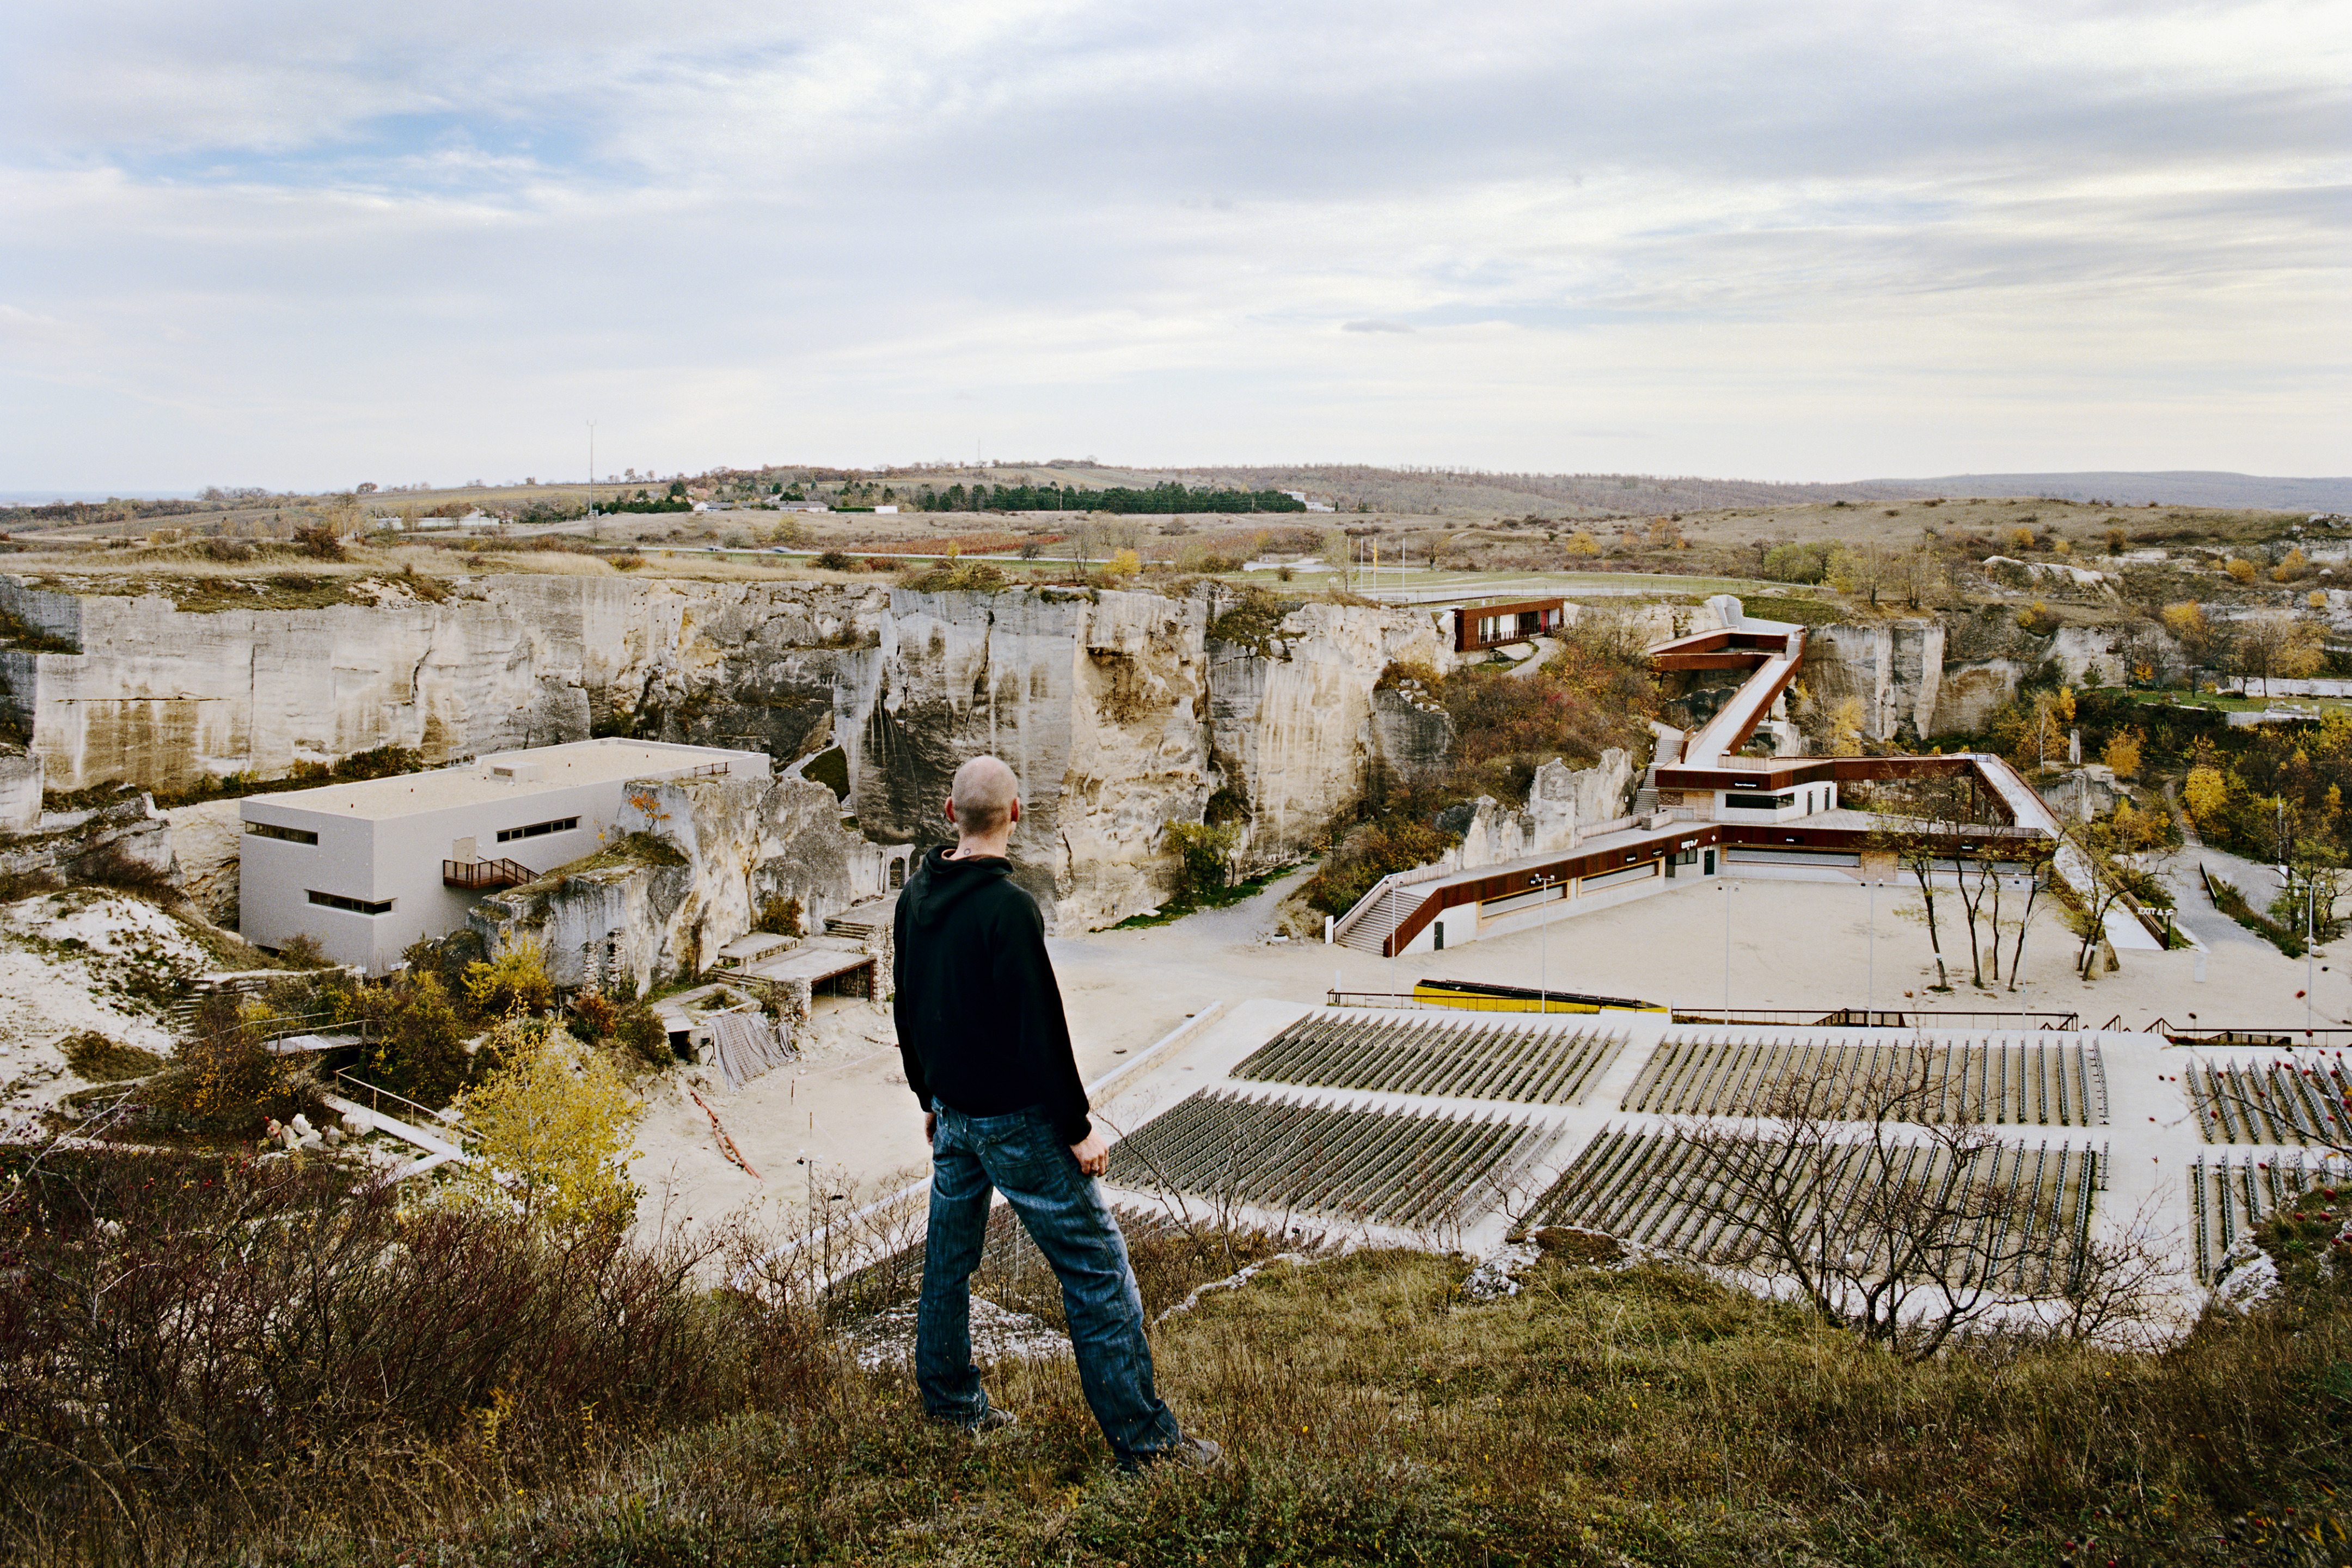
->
[2,0,2345,493]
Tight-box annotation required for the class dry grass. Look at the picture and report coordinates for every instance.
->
[11,1130,2346,1567]
[208,1248,2352,1567]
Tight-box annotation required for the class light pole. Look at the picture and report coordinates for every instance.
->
[1721,879,1734,1024]
[1535,873,1557,1011]
[586,421,598,536]
[2012,871,2034,1032]
[1866,878,1878,1018]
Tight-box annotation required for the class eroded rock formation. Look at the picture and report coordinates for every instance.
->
[467,773,883,994]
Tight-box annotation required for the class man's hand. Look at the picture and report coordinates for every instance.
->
[924,1111,936,1147]
[1068,1131,1108,1178]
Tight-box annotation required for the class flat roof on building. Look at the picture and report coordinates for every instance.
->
[241,739,764,822]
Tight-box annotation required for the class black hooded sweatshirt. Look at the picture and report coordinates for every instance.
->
[893,846,1091,1144]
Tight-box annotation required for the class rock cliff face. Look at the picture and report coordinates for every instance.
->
[160,800,242,924]
[0,575,1445,932]
[1797,610,2151,740]
[1208,599,1454,867]
[1444,751,1638,870]
[0,750,38,835]
[468,774,883,994]
[1801,622,1946,744]
[0,576,891,792]
[844,587,1218,925]
[0,797,175,890]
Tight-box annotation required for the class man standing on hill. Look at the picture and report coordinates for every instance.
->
[893,755,1218,1471]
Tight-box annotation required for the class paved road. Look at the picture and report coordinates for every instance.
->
[2156,839,2288,956]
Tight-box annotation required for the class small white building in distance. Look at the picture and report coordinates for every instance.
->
[238,738,770,974]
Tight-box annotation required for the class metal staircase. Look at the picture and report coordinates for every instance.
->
[1335,882,1419,954]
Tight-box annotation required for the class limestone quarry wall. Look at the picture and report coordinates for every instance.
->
[1,574,1446,932]
[1208,599,1452,868]
[1445,751,1637,870]
[0,751,38,835]
[1800,622,1947,743]
[0,575,890,792]
[1797,610,2157,740]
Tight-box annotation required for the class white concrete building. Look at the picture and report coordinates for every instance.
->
[238,738,770,973]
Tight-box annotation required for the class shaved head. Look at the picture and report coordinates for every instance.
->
[949,755,1020,838]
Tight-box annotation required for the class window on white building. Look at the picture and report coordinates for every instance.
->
[308,890,393,915]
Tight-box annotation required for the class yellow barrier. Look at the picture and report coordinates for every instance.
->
[1411,979,1667,1016]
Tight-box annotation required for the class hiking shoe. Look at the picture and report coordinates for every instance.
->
[949,1405,1018,1436]
[1137,1435,1223,1471]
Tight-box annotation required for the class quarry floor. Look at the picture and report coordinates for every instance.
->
[633,846,2342,1239]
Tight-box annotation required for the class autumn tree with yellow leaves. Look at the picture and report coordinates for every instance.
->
[451,1022,641,1235]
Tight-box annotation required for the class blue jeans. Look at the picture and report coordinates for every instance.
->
[916,1100,1185,1466]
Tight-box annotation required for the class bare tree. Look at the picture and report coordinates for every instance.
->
[2058,822,2138,979]
[2231,611,2326,697]
[1864,772,1986,991]
[1670,1054,2095,1361]
[2000,838,2058,990]
[2049,1191,2185,1349]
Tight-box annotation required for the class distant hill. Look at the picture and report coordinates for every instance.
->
[1174,465,1921,518]
[1873,471,2352,512]
[1140,465,2352,517]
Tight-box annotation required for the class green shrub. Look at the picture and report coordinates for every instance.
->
[898,560,1008,593]
[363,969,470,1107]
[1760,541,1830,584]
[1301,818,1456,916]
[1165,821,1241,902]
[613,999,670,1067]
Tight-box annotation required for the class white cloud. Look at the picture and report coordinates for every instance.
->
[0,0,2345,488]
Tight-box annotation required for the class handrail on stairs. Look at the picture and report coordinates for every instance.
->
[1328,872,1404,944]
[1327,859,1450,945]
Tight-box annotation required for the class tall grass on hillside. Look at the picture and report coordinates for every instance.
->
[7,1144,2349,1565]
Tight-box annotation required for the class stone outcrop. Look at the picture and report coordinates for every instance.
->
[1436,750,1638,873]
[468,774,885,995]
[1208,599,1453,868]
[1797,609,2157,740]
[1368,684,1454,783]
[0,797,175,889]
[160,799,242,924]
[0,749,38,834]
[1800,621,1946,744]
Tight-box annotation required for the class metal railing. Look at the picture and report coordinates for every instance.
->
[334,1069,468,1131]
[2149,1020,2352,1048]
[1665,1007,2083,1031]
[443,856,535,890]
[1326,994,2084,1032]
[1326,861,1451,947]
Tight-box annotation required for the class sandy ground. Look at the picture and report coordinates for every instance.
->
[0,892,209,1127]
[628,855,2350,1237]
